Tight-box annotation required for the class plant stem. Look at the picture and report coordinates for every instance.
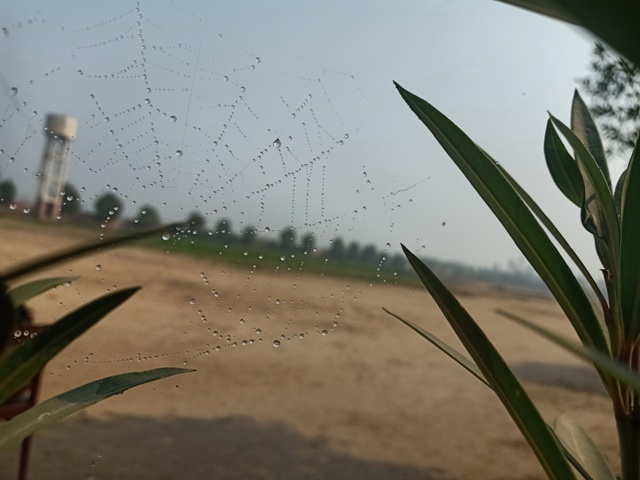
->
[617,400,640,478]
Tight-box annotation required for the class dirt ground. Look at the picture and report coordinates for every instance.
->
[0,219,619,479]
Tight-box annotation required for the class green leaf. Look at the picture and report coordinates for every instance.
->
[395,82,609,357]
[0,368,193,451]
[386,305,596,478]
[0,288,139,404]
[6,277,79,309]
[614,167,628,216]
[495,0,640,67]
[497,165,609,324]
[571,90,611,189]
[497,309,640,396]
[620,143,640,339]
[550,117,620,264]
[544,119,584,208]
[553,414,616,480]
[402,245,577,479]
[0,223,181,284]
[383,307,489,388]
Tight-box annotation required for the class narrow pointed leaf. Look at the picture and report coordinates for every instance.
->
[614,167,628,216]
[544,120,584,207]
[0,287,139,404]
[571,90,610,188]
[7,277,79,308]
[0,223,181,283]
[498,165,609,322]
[402,245,576,479]
[620,144,640,338]
[498,310,640,395]
[0,368,193,451]
[395,82,608,356]
[383,307,489,387]
[554,414,616,480]
[550,117,620,264]
[386,311,597,479]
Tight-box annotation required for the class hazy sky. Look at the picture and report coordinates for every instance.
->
[0,0,613,274]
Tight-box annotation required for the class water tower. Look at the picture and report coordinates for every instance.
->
[36,114,78,220]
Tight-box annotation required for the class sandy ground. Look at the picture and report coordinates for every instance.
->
[0,219,619,479]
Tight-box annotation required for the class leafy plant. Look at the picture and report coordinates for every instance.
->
[385,1,640,478]
[0,223,192,450]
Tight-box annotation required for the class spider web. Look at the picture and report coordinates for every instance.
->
[0,1,440,369]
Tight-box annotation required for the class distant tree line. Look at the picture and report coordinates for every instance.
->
[1,180,547,290]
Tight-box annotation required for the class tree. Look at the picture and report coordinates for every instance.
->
[241,225,256,245]
[94,192,123,219]
[580,42,640,156]
[299,232,315,253]
[387,253,407,272]
[328,237,346,260]
[135,205,161,228]
[345,241,360,262]
[0,179,16,205]
[359,244,378,265]
[280,226,297,251]
[213,218,233,241]
[186,211,206,234]
[60,182,81,216]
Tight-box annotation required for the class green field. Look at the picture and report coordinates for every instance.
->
[139,233,421,288]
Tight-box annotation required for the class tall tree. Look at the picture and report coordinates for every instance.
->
[279,226,297,251]
[94,192,123,219]
[580,42,640,156]
[60,182,81,216]
[345,241,360,262]
[299,232,315,253]
[241,225,257,245]
[214,218,234,241]
[135,205,161,228]
[0,180,16,205]
[186,211,206,234]
[359,244,378,265]
[328,237,346,260]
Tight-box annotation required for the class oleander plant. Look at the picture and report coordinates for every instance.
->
[386,1,640,478]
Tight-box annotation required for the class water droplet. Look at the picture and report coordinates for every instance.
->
[9,204,16,210]
[175,150,183,157]
[273,138,281,149]
[344,133,349,139]
[275,299,281,305]
[170,115,177,122]
[23,207,30,214]
[385,242,391,248]
[95,264,102,271]
[1,27,8,38]
[273,339,280,348]
[255,57,261,64]
[9,87,17,96]
[264,226,271,232]
[321,330,328,336]
[240,86,246,92]
[280,256,286,261]
[441,221,446,227]
[189,298,196,305]
[162,232,171,241]
[223,75,229,82]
